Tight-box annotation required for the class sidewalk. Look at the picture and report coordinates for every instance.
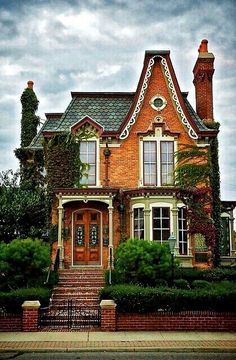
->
[0,331,236,352]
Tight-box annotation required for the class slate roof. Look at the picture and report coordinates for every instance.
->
[56,93,134,132]
[29,90,212,150]
[182,92,210,132]
[29,113,63,149]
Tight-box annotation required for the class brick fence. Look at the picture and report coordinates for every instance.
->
[0,313,22,331]
[1,300,236,332]
[100,300,236,331]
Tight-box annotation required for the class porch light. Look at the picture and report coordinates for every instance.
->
[168,233,176,255]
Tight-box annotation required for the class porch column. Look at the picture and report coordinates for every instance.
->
[171,203,179,255]
[108,194,114,269]
[57,194,64,269]
[229,213,235,255]
[144,194,150,240]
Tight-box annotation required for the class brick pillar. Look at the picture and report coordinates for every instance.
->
[22,301,41,332]
[100,300,117,331]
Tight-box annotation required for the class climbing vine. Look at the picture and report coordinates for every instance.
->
[175,143,216,250]
[206,121,222,266]
[20,87,39,147]
[44,127,96,189]
[15,86,42,190]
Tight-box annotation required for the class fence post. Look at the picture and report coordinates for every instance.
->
[22,300,41,332]
[100,299,117,331]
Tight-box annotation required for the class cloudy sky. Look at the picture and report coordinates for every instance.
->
[0,0,235,203]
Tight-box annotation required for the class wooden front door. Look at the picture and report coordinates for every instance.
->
[73,209,101,265]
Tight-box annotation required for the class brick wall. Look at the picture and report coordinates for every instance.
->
[0,313,22,331]
[117,311,236,331]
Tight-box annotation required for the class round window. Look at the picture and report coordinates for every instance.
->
[150,95,167,111]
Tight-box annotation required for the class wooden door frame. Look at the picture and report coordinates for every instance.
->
[71,208,103,267]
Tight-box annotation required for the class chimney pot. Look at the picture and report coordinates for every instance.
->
[199,39,208,53]
[27,80,34,89]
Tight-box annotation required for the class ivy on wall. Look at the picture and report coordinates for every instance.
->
[20,87,39,148]
[206,122,222,266]
[175,143,216,250]
[15,86,42,190]
[44,127,95,189]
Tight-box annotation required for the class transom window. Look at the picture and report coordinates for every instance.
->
[134,208,144,240]
[143,140,174,186]
[178,207,188,255]
[152,207,170,242]
[80,141,96,185]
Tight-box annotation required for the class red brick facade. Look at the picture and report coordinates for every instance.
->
[43,40,219,270]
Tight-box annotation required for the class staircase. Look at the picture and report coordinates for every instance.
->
[51,267,105,310]
[40,268,105,330]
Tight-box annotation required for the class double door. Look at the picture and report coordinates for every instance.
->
[73,209,100,265]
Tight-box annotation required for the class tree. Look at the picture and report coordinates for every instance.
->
[0,170,46,242]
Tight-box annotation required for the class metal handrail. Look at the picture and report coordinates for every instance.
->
[44,248,60,285]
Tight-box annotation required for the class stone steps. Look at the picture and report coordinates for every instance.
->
[50,268,105,312]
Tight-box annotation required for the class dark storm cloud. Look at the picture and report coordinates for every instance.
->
[0,0,235,203]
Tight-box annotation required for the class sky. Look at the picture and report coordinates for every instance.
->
[0,0,235,204]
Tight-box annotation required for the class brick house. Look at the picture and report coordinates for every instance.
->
[28,39,235,269]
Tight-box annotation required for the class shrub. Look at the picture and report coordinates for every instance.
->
[0,287,51,313]
[155,279,168,287]
[100,284,236,313]
[192,280,211,289]
[173,279,190,289]
[112,239,178,286]
[174,267,236,283]
[0,238,50,289]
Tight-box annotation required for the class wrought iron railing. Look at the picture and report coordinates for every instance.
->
[39,299,101,330]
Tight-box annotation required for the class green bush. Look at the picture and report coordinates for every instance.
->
[175,267,236,284]
[0,287,51,313]
[173,279,190,289]
[192,280,211,289]
[155,279,168,287]
[100,283,236,313]
[112,239,178,286]
[0,238,50,290]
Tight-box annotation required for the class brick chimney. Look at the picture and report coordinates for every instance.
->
[27,80,34,89]
[193,39,215,121]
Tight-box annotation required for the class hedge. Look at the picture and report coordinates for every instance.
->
[0,288,51,313]
[100,284,236,313]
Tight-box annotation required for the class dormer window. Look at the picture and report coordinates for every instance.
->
[80,141,97,186]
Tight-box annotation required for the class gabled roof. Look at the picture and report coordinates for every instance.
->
[29,50,217,149]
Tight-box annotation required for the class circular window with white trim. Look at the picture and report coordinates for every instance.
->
[150,95,167,111]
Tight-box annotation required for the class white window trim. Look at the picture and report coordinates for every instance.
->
[177,204,189,255]
[80,138,100,187]
[131,203,145,239]
[139,132,176,187]
[149,202,173,242]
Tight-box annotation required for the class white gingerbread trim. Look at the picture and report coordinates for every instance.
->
[119,55,198,140]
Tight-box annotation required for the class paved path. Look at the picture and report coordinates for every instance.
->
[0,331,236,352]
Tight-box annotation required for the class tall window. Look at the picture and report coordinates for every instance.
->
[143,141,157,186]
[80,141,96,185]
[134,208,144,240]
[178,207,187,255]
[161,141,174,185]
[143,140,174,186]
[152,207,170,242]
